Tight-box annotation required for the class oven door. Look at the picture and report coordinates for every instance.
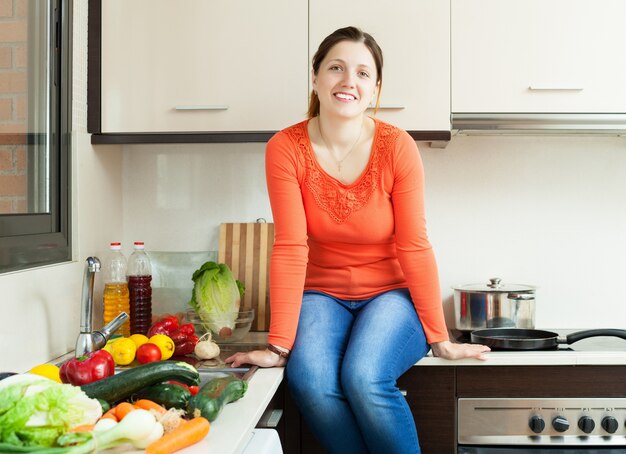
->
[459,448,626,453]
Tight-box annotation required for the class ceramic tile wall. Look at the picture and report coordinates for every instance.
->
[121,135,626,331]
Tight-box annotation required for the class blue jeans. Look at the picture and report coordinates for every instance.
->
[286,288,430,454]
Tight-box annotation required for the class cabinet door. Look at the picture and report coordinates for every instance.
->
[309,1,451,132]
[101,0,308,133]
[452,0,626,113]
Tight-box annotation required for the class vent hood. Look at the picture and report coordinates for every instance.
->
[451,113,626,136]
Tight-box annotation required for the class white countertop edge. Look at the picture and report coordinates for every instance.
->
[417,351,626,366]
[178,367,285,454]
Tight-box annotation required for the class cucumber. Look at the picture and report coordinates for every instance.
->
[133,383,192,409]
[80,361,199,403]
[187,375,247,422]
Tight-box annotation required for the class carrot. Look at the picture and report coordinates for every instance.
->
[145,416,210,454]
[100,407,119,422]
[69,424,96,433]
[134,398,167,415]
[114,402,137,420]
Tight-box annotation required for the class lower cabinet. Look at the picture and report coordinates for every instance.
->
[268,365,626,453]
[274,366,456,454]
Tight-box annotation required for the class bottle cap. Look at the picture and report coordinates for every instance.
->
[133,241,145,250]
[110,242,122,250]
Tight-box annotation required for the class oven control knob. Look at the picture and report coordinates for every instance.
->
[578,416,595,434]
[528,415,545,433]
[601,416,619,434]
[552,416,569,432]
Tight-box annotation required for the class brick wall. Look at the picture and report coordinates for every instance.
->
[0,0,28,214]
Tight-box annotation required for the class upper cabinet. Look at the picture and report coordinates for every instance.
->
[452,0,626,113]
[310,0,451,133]
[95,0,308,135]
[89,0,451,143]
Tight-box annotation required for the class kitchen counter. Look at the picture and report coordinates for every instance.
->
[178,366,284,454]
[418,349,626,366]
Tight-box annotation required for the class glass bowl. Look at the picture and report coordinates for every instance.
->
[186,309,255,343]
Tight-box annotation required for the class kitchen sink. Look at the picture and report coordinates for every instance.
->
[50,342,265,384]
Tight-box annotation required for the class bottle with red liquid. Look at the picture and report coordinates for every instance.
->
[127,241,152,335]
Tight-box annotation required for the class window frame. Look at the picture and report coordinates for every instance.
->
[0,0,72,273]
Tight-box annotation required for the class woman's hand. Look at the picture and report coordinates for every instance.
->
[430,340,490,360]
[225,348,287,368]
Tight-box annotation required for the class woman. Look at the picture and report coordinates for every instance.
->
[226,26,490,453]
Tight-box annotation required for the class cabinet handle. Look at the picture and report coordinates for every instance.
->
[368,104,406,110]
[174,105,229,111]
[528,86,584,91]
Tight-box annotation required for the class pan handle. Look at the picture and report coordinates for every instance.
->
[564,329,626,345]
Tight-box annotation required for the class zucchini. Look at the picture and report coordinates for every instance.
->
[187,375,247,422]
[80,360,199,403]
[133,383,192,409]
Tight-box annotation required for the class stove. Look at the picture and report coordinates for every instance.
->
[451,329,626,453]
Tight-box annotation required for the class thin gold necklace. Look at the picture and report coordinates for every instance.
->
[318,118,363,173]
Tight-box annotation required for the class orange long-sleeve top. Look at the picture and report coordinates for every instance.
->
[265,118,449,350]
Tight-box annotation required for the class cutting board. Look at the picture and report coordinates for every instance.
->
[218,222,274,331]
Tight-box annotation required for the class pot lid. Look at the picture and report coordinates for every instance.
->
[452,277,535,293]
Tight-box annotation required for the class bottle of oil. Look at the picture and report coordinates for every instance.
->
[127,241,152,335]
[102,242,130,337]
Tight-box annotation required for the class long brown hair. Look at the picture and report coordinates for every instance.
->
[307,26,383,119]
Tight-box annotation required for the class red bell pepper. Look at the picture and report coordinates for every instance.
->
[59,349,115,386]
[148,315,199,356]
[166,380,199,395]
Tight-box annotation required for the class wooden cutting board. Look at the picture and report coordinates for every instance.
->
[218,222,274,331]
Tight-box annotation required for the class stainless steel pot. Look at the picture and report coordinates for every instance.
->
[453,278,536,332]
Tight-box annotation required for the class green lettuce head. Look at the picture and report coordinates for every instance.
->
[0,373,102,448]
[189,261,243,338]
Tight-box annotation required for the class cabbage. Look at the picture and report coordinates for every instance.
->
[189,261,244,338]
[0,373,102,448]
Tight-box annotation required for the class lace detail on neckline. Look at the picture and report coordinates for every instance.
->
[285,119,399,224]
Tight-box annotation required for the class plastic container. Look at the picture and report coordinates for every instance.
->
[127,241,153,335]
[102,242,130,337]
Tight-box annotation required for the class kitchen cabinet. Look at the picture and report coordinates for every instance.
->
[452,0,626,113]
[91,0,308,137]
[89,0,451,143]
[309,0,451,134]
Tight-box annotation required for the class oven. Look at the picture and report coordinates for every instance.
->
[453,330,626,454]
[458,397,626,453]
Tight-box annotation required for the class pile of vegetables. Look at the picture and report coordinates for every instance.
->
[189,261,244,339]
[0,359,248,453]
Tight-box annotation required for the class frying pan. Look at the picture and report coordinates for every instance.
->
[470,328,626,350]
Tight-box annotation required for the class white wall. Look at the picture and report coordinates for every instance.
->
[120,134,626,331]
[0,3,124,372]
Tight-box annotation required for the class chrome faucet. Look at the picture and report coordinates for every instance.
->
[75,256,129,357]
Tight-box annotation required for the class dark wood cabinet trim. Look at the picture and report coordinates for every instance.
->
[90,130,452,145]
[87,0,102,134]
[457,365,626,397]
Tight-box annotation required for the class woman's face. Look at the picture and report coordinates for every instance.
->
[312,40,379,119]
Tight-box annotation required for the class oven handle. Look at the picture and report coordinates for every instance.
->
[458,447,626,453]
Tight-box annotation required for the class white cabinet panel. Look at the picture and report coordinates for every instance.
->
[452,0,626,113]
[309,0,451,131]
[101,0,308,133]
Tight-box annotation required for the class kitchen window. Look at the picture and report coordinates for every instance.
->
[0,0,71,273]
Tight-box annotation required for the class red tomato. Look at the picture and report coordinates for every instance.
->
[135,342,162,364]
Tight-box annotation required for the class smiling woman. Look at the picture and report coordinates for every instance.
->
[0,0,71,273]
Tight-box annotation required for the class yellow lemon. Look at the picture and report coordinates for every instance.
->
[149,334,175,360]
[110,338,136,366]
[129,334,150,349]
[29,364,62,383]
